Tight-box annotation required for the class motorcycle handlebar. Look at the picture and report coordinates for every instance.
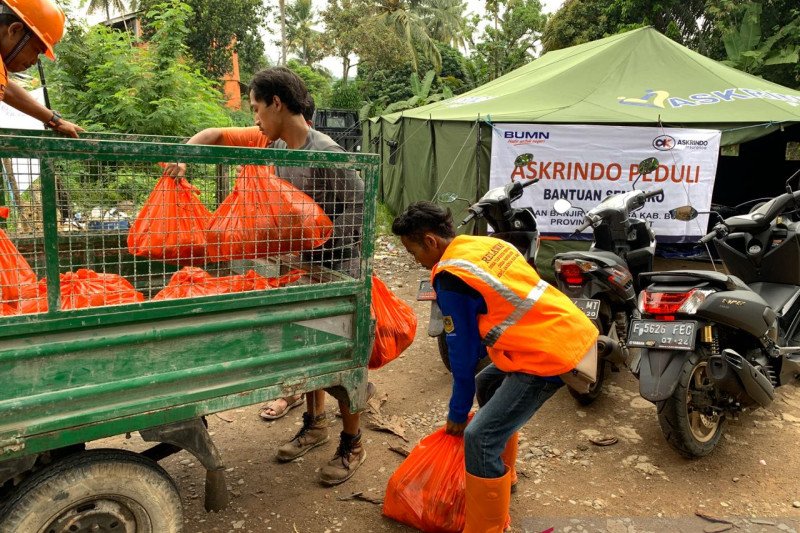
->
[574,217,593,233]
[644,188,663,199]
[522,178,539,188]
[699,225,726,244]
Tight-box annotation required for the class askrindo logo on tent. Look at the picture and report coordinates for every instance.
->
[617,88,800,109]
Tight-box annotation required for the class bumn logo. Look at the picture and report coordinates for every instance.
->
[653,135,675,151]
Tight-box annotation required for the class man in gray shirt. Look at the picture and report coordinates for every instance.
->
[165,67,367,486]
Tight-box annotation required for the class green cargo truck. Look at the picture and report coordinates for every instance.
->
[0,130,378,531]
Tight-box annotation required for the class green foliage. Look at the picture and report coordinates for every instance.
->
[138,0,267,80]
[719,2,800,86]
[382,69,454,114]
[285,0,325,66]
[329,80,362,110]
[469,0,546,82]
[357,42,469,113]
[375,202,395,236]
[286,60,332,107]
[48,0,232,135]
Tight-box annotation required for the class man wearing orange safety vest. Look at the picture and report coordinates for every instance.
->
[392,201,598,532]
[0,0,82,137]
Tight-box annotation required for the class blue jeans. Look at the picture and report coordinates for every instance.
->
[465,363,563,478]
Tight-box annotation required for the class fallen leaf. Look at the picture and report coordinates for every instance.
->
[367,392,389,415]
[589,436,618,446]
[337,491,382,504]
[215,412,235,423]
[367,413,408,441]
[695,511,733,524]
[704,525,732,533]
[389,445,411,457]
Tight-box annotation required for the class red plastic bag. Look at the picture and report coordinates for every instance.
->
[205,165,333,262]
[0,207,37,301]
[10,269,144,314]
[369,275,417,370]
[383,422,468,532]
[152,267,306,300]
[127,171,212,263]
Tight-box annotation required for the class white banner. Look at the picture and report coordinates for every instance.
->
[489,124,721,241]
[0,87,45,192]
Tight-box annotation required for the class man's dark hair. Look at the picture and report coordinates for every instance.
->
[391,201,456,243]
[249,67,308,115]
[303,95,315,123]
[0,13,22,27]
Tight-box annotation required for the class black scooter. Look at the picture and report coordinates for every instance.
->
[632,172,800,457]
[551,158,662,404]
[418,175,541,371]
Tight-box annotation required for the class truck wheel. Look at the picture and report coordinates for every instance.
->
[657,350,725,458]
[567,360,607,406]
[437,334,491,374]
[0,449,183,533]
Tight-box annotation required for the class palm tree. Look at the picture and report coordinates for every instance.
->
[418,0,466,50]
[86,0,128,22]
[370,0,442,72]
[285,0,324,66]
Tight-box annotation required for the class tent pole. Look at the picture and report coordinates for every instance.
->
[474,115,482,236]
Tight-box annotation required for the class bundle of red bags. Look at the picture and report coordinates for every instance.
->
[4,269,144,315]
[206,165,333,261]
[0,206,37,302]
[127,170,212,264]
[152,267,305,301]
[383,420,470,532]
[369,275,417,369]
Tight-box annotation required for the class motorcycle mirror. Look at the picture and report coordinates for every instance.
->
[514,153,534,167]
[669,205,699,221]
[553,199,573,215]
[637,157,659,175]
[437,192,459,204]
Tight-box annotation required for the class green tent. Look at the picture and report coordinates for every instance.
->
[364,27,800,216]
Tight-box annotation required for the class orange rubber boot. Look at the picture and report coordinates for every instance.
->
[500,432,519,488]
[463,468,512,533]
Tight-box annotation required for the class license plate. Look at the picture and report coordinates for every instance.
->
[627,320,697,351]
[572,298,600,320]
[416,279,436,301]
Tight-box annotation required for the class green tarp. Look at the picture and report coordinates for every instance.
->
[365,27,800,216]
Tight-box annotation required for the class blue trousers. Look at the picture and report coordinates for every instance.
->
[465,363,563,478]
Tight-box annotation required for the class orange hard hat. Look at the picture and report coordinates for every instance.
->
[2,0,65,60]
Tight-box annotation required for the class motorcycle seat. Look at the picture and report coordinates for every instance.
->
[640,270,750,291]
[555,250,626,269]
[748,282,800,315]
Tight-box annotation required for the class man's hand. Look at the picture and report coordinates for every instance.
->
[445,418,468,436]
[163,162,187,178]
[53,119,84,138]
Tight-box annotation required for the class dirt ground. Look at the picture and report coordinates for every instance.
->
[101,238,800,533]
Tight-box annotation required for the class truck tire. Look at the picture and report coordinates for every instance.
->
[0,449,183,533]
[657,349,725,458]
[438,333,491,374]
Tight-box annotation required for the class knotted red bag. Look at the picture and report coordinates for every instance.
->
[127,171,211,263]
[383,418,472,532]
[0,206,37,301]
[369,275,417,369]
[205,165,332,262]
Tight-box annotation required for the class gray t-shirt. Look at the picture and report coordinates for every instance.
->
[271,129,364,276]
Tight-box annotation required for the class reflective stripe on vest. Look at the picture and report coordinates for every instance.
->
[437,258,550,347]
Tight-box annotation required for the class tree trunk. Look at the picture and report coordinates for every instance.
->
[279,0,287,65]
[2,158,21,210]
[342,56,350,84]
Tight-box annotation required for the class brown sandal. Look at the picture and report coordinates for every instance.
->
[259,394,304,420]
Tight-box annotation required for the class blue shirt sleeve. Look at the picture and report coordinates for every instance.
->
[434,273,487,424]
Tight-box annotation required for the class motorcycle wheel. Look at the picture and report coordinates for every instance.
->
[568,360,607,406]
[657,349,725,458]
[437,334,491,374]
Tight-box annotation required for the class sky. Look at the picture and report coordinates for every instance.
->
[263,0,567,76]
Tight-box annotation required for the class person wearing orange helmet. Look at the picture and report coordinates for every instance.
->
[0,0,82,137]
